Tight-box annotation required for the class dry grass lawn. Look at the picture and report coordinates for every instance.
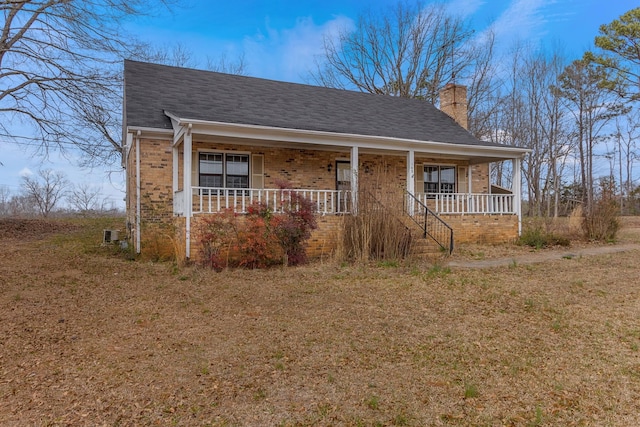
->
[1,217,639,426]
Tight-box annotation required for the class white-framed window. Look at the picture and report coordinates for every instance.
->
[424,165,456,195]
[199,152,249,189]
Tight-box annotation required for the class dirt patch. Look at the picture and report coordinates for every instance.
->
[1,218,640,426]
[0,218,81,240]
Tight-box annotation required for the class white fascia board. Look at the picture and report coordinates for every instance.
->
[125,126,173,140]
[122,132,133,168]
[172,126,186,147]
[165,111,191,147]
[165,116,531,160]
[164,110,180,125]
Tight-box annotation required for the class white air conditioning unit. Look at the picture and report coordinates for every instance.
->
[103,229,120,244]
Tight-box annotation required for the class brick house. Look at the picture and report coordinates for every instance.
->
[122,60,529,260]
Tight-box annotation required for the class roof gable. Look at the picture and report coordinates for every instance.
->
[123,60,490,147]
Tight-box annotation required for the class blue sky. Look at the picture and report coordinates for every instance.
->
[135,0,636,82]
[1,0,636,207]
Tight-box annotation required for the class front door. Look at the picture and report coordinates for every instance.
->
[336,161,351,212]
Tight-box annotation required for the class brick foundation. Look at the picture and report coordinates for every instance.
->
[444,214,519,244]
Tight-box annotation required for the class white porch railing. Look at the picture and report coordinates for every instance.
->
[174,188,514,216]
[414,193,515,215]
[184,187,352,215]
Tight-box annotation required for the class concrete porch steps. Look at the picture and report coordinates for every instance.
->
[402,216,451,259]
[409,235,447,258]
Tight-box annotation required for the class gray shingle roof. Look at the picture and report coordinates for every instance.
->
[124,60,492,147]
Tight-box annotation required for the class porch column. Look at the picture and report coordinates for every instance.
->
[183,125,193,259]
[351,146,358,213]
[468,165,473,213]
[406,150,415,215]
[513,157,522,235]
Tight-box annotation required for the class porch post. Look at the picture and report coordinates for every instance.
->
[407,150,415,215]
[513,157,522,235]
[351,146,358,214]
[468,165,473,213]
[183,125,193,259]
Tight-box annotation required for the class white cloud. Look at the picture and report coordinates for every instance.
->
[243,15,354,82]
[18,167,33,178]
[478,0,551,48]
[446,0,486,19]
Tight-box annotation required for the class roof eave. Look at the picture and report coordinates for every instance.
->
[149,113,531,160]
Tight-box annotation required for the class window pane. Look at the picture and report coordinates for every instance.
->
[199,152,250,189]
[423,165,456,194]
[201,174,222,188]
[441,166,455,183]
[226,175,249,188]
[441,183,455,193]
[424,166,438,183]
[424,182,439,194]
[200,153,222,174]
[226,154,249,188]
[226,155,249,175]
[337,162,351,183]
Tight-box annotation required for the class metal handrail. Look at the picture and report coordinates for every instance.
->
[404,191,454,255]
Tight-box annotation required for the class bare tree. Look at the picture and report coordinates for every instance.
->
[20,169,68,217]
[7,194,38,217]
[0,185,11,216]
[147,43,248,74]
[493,45,571,217]
[555,57,628,213]
[0,0,173,166]
[466,29,502,140]
[309,1,474,103]
[67,183,103,216]
[612,109,640,213]
[147,42,200,69]
[206,52,247,75]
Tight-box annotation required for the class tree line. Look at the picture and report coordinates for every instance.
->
[0,170,122,218]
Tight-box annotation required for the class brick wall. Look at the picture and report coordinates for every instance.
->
[444,214,519,244]
[439,84,469,130]
[128,137,174,223]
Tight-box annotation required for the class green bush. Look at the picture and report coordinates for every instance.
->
[518,226,570,249]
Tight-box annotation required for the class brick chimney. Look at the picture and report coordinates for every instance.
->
[439,83,468,130]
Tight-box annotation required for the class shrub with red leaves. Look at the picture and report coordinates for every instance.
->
[198,183,317,270]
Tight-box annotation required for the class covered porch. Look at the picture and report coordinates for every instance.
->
[167,113,527,258]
